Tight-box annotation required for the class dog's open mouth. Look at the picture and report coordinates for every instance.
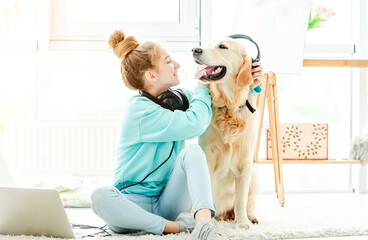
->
[194,64,227,81]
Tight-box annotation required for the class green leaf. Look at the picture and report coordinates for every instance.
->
[307,12,329,31]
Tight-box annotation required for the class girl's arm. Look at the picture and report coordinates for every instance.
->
[138,86,212,142]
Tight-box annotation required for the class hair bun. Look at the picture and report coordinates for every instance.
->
[108,30,139,60]
[108,30,125,49]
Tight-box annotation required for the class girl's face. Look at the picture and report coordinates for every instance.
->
[154,49,180,90]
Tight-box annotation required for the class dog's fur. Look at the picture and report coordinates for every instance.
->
[193,38,260,229]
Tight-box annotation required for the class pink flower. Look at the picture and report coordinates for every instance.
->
[310,2,336,18]
[326,12,336,18]
[314,5,322,14]
[308,1,336,31]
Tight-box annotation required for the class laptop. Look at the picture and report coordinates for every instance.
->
[0,187,75,238]
[0,156,110,238]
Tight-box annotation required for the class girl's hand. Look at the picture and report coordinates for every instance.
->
[251,62,264,88]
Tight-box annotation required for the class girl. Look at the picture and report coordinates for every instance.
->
[91,30,263,240]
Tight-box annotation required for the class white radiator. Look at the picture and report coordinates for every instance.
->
[4,120,121,177]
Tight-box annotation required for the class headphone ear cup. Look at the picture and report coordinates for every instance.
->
[141,89,189,111]
[174,89,189,111]
[251,58,257,69]
[141,91,174,111]
[158,89,189,111]
[158,91,180,110]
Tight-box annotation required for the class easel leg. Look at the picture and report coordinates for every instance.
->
[267,72,285,206]
[254,74,268,163]
[254,72,285,206]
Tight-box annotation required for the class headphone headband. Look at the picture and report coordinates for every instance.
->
[140,89,189,112]
[228,34,261,63]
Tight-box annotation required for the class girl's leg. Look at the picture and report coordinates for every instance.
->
[158,144,215,221]
[90,186,165,235]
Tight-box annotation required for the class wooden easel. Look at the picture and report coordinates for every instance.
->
[254,72,285,206]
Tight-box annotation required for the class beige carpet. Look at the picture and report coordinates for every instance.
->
[1,193,368,240]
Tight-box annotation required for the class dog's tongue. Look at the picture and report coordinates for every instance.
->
[195,66,218,79]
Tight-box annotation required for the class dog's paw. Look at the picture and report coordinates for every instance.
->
[215,208,235,221]
[251,218,259,224]
[235,219,253,230]
[247,214,259,224]
[214,215,224,221]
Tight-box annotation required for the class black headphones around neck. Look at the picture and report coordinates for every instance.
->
[228,34,261,65]
[140,89,189,112]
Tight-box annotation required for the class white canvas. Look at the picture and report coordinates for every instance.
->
[232,0,310,74]
[211,0,310,74]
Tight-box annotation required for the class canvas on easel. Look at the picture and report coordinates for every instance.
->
[231,0,310,74]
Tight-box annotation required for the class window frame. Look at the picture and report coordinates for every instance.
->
[49,0,200,51]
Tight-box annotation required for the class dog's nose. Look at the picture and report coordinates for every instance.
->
[192,47,202,56]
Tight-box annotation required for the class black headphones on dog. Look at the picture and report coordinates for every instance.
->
[228,34,261,66]
[228,34,261,114]
[140,89,189,112]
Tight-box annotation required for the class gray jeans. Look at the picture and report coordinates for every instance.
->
[90,144,215,235]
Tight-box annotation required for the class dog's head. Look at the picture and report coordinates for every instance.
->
[192,38,254,109]
[192,38,253,88]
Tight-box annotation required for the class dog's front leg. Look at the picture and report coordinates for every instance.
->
[234,165,253,229]
[247,166,259,224]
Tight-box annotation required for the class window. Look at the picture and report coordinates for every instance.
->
[0,51,37,119]
[305,0,354,56]
[306,0,351,45]
[50,0,200,51]
[0,0,38,154]
[43,51,126,119]
[0,0,38,43]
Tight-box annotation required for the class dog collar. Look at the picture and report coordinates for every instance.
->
[218,99,256,113]
[242,99,256,113]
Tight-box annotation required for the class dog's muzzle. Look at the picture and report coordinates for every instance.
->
[192,47,202,56]
[192,47,227,82]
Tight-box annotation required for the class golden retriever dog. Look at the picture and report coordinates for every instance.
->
[192,37,259,229]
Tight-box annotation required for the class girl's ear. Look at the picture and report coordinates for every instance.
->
[144,70,157,83]
[236,57,253,87]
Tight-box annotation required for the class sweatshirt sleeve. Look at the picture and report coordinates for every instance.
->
[138,86,212,142]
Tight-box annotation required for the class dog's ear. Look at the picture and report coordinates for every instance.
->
[236,57,253,87]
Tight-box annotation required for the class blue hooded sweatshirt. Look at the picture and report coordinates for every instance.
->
[112,86,212,196]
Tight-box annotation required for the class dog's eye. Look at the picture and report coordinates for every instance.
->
[219,44,228,49]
